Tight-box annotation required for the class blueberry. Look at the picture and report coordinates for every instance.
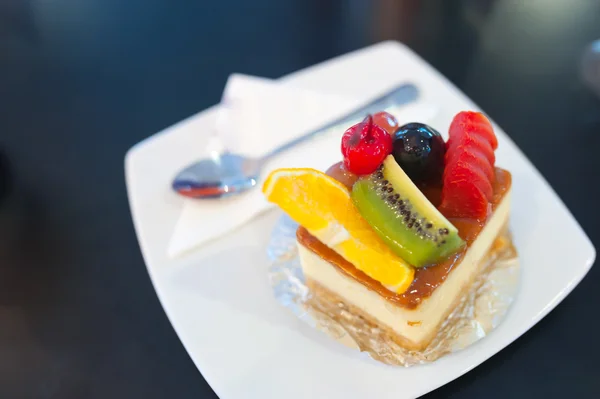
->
[392,123,445,183]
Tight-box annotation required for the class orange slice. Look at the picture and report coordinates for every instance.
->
[263,168,414,293]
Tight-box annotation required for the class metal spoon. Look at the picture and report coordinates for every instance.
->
[172,83,419,199]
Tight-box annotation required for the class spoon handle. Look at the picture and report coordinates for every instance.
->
[261,83,419,161]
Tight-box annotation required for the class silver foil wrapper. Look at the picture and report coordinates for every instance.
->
[267,215,520,367]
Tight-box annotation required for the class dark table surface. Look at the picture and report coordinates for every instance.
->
[2,0,600,398]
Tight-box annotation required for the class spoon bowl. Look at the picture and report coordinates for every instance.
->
[172,153,262,198]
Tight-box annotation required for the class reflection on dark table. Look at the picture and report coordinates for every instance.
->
[1,0,599,398]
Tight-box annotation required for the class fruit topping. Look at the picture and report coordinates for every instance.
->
[341,116,393,175]
[448,111,498,150]
[446,159,493,200]
[446,147,494,182]
[263,167,414,293]
[439,111,498,219]
[372,111,399,135]
[325,161,359,189]
[447,130,495,166]
[351,155,465,267]
[392,122,446,184]
[439,180,490,220]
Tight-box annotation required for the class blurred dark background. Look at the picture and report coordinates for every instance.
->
[1,0,599,398]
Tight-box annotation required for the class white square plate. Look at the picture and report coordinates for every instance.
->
[125,41,595,399]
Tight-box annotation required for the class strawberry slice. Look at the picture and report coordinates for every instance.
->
[445,146,494,182]
[439,179,489,219]
[440,111,498,219]
[445,158,493,200]
[450,111,498,150]
[447,132,495,166]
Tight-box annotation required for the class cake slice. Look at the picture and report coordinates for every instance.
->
[297,168,511,350]
[263,110,513,355]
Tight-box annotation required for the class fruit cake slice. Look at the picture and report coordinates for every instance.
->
[264,111,513,352]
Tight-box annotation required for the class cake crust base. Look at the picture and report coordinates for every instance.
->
[305,278,426,351]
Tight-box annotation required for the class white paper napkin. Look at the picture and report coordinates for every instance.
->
[167,74,438,258]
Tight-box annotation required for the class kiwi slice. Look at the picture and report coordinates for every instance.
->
[351,155,464,267]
